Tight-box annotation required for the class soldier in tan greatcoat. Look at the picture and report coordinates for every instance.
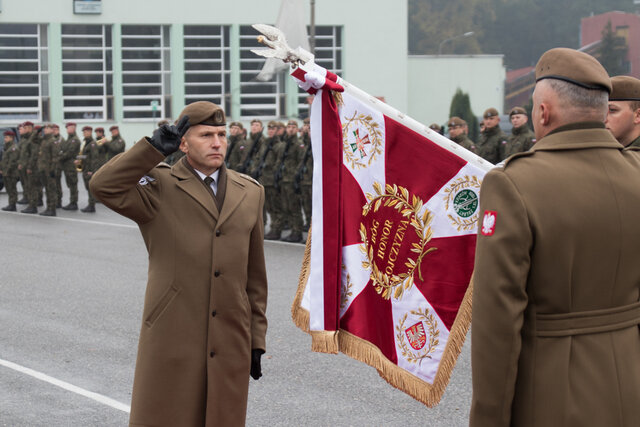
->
[90,101,267,427]
[470,48,640,426]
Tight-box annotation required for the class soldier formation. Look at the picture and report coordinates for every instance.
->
[0,122,125,216]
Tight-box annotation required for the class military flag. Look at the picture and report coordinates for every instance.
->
[290,61,493,406]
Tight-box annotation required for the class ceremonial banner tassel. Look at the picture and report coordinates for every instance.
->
[291,61,493,406]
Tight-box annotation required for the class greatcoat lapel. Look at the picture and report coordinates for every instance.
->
[171,158,219,220]
[217,171,247,228]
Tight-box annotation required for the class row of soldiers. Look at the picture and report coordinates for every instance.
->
[163,118,313,243]
[434,106,536,164]
[0,122,125,216]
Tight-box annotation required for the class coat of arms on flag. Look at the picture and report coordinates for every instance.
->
[251,25,493,407]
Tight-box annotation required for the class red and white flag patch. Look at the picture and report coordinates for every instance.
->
[481,210,497,236]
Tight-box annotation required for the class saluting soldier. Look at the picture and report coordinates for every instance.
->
[90,101,267,426]
[0,130,20,211]
[447,116,475,152]
[277,119,304,242]
[258,121,285,240]
[60,122,81,211]
[471,48,640,426]
[605,75,640,147]
[77,125,100,213]
[103,125,126,161]
[501,106,536,160]
[476,108,508,164]
[297,117,313,230]
[36,124,61,216]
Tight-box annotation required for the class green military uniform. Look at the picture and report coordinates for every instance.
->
[37,132,62,215]
[243,132,264,176]
[501,124,536,160]
[476,125,508,164]
[257,134,285,239]
[297,133,313,230]
[278,131,304,242]
[1,135,19,210]
[81,135,101,211]
[20,129,43,212]
[627,135,640,147]
[451,133,476,152]
[17,129,33,206]
[59,131,81,209]
[102,134,126,162]
[226,134,251,171]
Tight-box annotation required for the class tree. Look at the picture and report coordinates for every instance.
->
[449,88,479,142]
[598,20,629,76]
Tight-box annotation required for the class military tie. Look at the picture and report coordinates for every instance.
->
[204,176,216,195]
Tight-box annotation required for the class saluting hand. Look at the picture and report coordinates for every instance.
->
[147,115,191,156]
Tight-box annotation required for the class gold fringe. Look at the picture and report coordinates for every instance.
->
[291,226,312,332]
[311,330,339,354]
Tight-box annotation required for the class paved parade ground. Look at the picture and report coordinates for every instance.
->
[0,184,472,426]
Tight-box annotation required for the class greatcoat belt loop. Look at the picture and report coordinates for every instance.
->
[535,301,640,337]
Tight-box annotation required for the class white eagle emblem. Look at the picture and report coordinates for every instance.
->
[481,211,496,236]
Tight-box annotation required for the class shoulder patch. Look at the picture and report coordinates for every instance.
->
[138,175,156,186]
[503,150,535,168]
[237,172,261,186]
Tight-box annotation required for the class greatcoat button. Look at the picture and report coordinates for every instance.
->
[214,270,220,277]
[211,310,217,317]
[210,351,215,358]
[215,229,221,236]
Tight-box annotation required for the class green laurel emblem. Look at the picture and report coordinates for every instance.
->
[453,189,478,218]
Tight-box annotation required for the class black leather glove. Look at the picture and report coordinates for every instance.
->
[49,170,55,178]
[147,115,190,156]
[250,349,264,380]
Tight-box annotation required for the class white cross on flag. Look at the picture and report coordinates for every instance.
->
[291,62,493,406]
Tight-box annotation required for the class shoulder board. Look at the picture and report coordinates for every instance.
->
[503,150,535,168]
[156,161,171,168]
[237,172,260,186]
[624,146,640,151]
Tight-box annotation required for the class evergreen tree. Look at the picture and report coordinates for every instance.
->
[598,20,629,76]
[449,88,479,142]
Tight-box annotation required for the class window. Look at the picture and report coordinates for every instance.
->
[0,23,49,122]
[298,26,342,117]
[184,25,231,113]
[61,24,113,121]
[121,25,171,120]
[239,25,284,119]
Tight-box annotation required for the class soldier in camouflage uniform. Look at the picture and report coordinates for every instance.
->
[255,121,285,240]
[606,76,640,148]
[447,116,476,152]
[103,125,126,161]
[77,126,101,213]
[60,122,81,210]
[1,130,19,211]
[476,107,508,164]
[16,123,28,204]
[241,119,264,175]
[501,107,536,161]
[296,118,313,230]
[37,124,62,216]
[277,120,304,242]
[19,121,42,214]
[51,124,64,207]
[226,122,252,171]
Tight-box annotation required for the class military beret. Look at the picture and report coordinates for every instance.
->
[483,108,499,118]
[267,120,278,128]
[509,106,527,117]
[447,116,465,127]
[82,126,93,132]
[250,119,263,125]
[4,130,15,136]
[277,122,286,128]
[65,122,76,127]
[229,121,243,129]
[609,76,640,101]
[109,125,119,131]
[429,123,442,132]
[35,125,42,130]
[178,101,226,127]
[287,119,298,127]
[52,124,59,129]
[303,117,310,125]
[95,127,104,133]
[22,121,34,127]
[535,47,611,93]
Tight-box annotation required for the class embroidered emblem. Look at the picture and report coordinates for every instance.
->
[138,175,156,186]
[360,182,437,300]
[396,309,440,364]
[481,210,497,236]
[443,175,482,231]
[342,111,383,169]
